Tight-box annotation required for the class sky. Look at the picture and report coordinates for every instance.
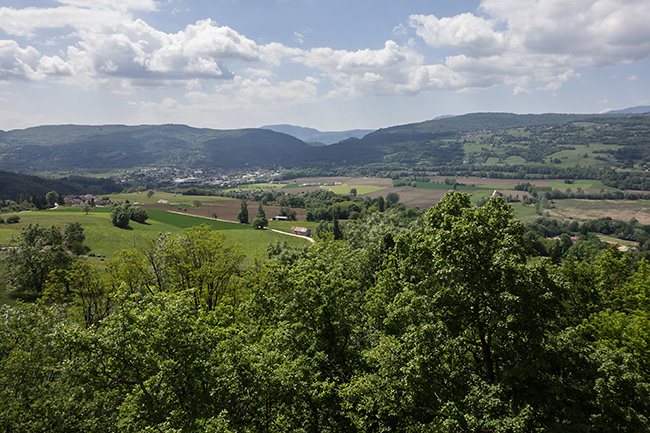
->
[0,0,649,132]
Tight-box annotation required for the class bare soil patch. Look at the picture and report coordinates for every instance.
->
[551,200,650,224]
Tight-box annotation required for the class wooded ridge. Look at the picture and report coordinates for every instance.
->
[2,111,649,173]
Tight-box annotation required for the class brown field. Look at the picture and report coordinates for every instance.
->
[548,199,650,224]
[184,176,650,224]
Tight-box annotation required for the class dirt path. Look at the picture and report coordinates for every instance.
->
[269,228,315,243]
[166,210,315,243]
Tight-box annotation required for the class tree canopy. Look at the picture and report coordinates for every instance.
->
[1,194,650,431]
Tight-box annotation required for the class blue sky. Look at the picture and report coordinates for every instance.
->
[1,0,649,131]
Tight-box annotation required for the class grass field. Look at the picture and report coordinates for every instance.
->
[229,183,288,191]
[596,234,639,247]
[325,184,386,195]
[0,207,311,262]
[109,191,232,207]
[546,180,618,190]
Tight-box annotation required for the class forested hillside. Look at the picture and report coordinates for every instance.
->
[0,170,123,201]
[1,194,649,431]
[0,125,308,172]
[3,112,650,174]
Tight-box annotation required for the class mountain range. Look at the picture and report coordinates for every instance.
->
[604,106,650,114]
[1,109,649,174]
[260,124,373,145]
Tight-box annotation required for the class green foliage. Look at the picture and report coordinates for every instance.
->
[63,222,85,247]
[107,225,245,310]
[0,224,72,296]
[0,170,123,201]
[385,191,400,204]
[251,202,268,229]
[3,194,650,431]
[237,199,248,224]
[45,191,58,208]
[128,206,148,223]
[110,203,130,228]
[81,202,92,214]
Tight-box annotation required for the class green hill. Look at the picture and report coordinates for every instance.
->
[0,124,308,172]
[4,112,650,174]
[371,112,599,135]
[0,170,122,201]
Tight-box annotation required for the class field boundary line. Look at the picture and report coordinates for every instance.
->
[166,210,315,243]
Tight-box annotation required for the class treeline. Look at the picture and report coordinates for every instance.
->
[274,164,650,193]
[525,216,650,260]
[2,194,650,431]
[220,188,405,222]
[0,170,124,201]
[515,182,650,200]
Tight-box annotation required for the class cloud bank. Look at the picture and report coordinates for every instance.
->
[1,0,649,117]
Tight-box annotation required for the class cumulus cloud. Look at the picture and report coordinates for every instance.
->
[407,0,650,93]
[0,40,39,80]
[0,2,269,83]
[409,13,508,57]
[291,41,429,97]
[1,0,649,104]
[0,6,127,37]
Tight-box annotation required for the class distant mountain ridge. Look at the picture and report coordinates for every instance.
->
[605,106,650,114]
[0,124,309,172]
[261,124,373,144]
[2,110,650,174]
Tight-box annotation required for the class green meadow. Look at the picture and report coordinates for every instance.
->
[108,191,233,207]
[229,183,288,191]
[546,180,618,190]
[325,184,386,195]
[0,207,310,262]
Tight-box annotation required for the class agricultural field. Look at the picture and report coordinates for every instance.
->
[223,175,649,226]
[0,206,310,262]
[228,183,288,191]
[109,191,229,206]
[279,177,392,195]
[145,201,308,223]
[546,199,650,225]
[325,184,385,195]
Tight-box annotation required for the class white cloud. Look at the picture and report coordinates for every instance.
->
[142,19,260,78]
[0,40,39,80]
[130,76,320,126]
[408,0,650,94]
[409,13,508,57]
[1,0,649,105]
[57,0,158,12]
[0,6,126,37]
[293,41,429,97]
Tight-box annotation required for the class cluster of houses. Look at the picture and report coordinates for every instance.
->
[63,194,110,206]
